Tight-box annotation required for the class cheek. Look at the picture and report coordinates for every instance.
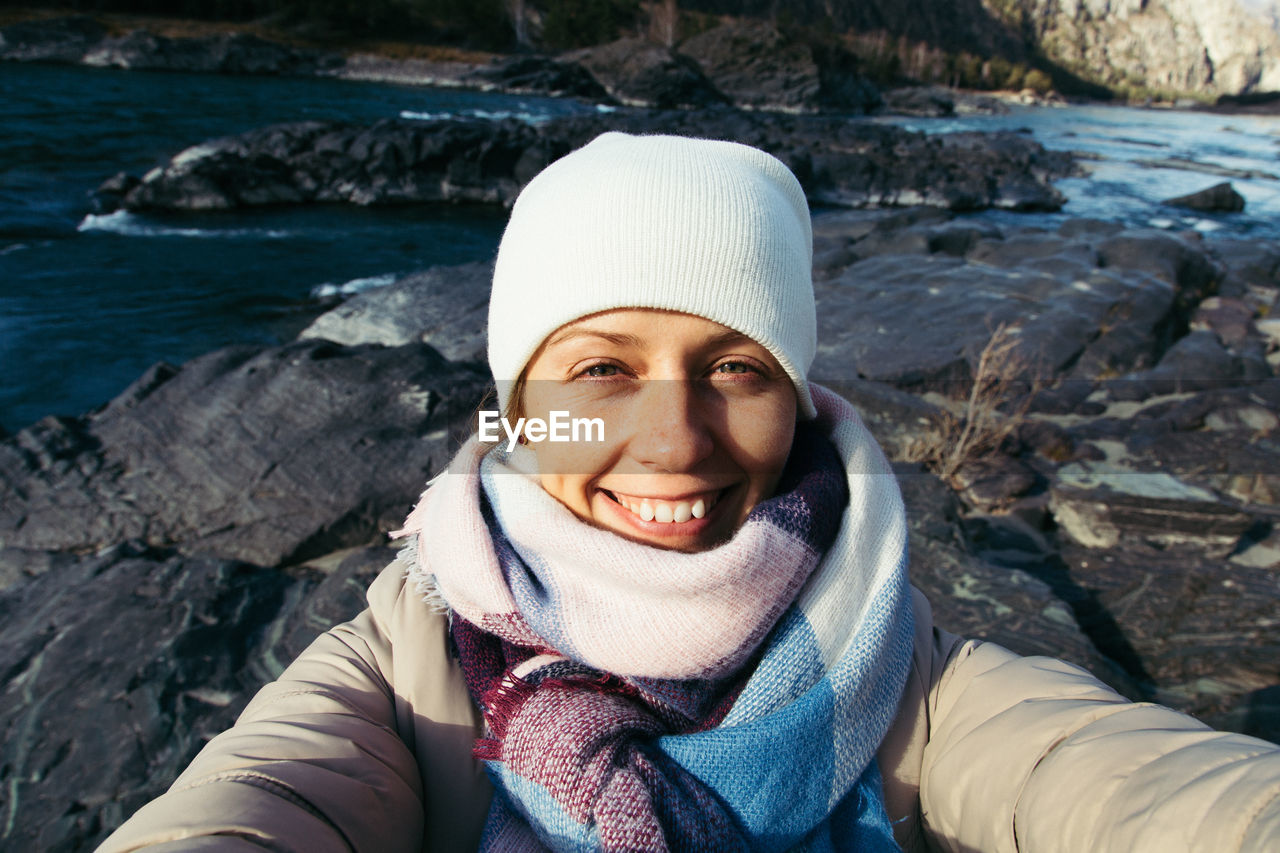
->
[725,399,796,480]
[536,472,597,520]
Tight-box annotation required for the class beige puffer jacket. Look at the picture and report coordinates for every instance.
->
[99,562,1280,853]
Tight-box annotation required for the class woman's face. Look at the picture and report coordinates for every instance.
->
[519,309,797,552]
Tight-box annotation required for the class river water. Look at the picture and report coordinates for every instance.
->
[3,62,1279,432]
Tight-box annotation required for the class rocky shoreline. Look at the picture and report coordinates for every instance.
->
[90,109,1076,216]
[0,14,1043,116]
[2,23,1279,853]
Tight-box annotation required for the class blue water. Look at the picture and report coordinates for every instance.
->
[4,62,1280,433]
[877,102,1280,236]
[0,62,602,432]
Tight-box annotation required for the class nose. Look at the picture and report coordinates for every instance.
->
[625,380,715,472]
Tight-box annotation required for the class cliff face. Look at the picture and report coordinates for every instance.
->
[1000,0,1280,96]
[682,0,1280,96]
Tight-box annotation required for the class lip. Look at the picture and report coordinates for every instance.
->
[595,485,735,547]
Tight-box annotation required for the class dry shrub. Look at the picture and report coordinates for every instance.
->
[904,323,1041,484]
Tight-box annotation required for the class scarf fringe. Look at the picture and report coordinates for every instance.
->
[393,532,451,616]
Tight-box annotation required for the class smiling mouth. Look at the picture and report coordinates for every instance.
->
[603,489,724,524]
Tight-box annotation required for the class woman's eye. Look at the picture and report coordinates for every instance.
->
[581,363,621,378]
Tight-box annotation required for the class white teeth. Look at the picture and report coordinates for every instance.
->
[614,493,717,524]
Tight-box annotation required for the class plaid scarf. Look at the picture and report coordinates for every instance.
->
[398,385,914,851]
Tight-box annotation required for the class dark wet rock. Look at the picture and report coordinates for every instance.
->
[0,543,289,851]
[966,231,1098,269]
[300,261,493,362]
[1025,381,1105,416]
[0,539,392,852]
[563,38,726,109]
[1162,181,1246,212]
[1106,329,1255,401]
[961,511,1054,572]
[894,463,1134,694]
[90,171,141,214]
[809,209,963,278]
[1082,383,1280,509]
[120,118,547,210]
[799,127,1073,211]
[1192,296,1261,348]
[1209,238,1280,305]
[1136,156,1277,181]
[1231,524,1280,570]
[82,30,339,75]
[951,453,1039,511]
[1056,218,1125,240]
[825,379,947,460]
[0,15,104,62]
[0,18,338,75]
[810,226,1218,392]
[1016,418,1079,463]
[1056,540,1280,740]
[113,111,1076,215]
[1098,230,1222,299]
[923,221,1004,256]
[679,20,880,114]
[465,55,612,100]
[0,340,488,565]
[1049,460,1253,557]
[882,85,955,117]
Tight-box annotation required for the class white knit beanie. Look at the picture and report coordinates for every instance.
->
[488,132,817,419]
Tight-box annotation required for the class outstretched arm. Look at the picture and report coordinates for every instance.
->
[921,641,1280,852]
[98,569,432,853]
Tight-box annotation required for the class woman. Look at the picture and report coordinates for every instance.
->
[101,133,1279,852]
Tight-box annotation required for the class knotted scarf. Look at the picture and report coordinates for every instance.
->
[397,385,914,851]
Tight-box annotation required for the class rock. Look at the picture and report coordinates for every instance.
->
[465,55,612,100]
[0,542,291,851]
[678,20,880,113]
[894,463,1134,693]
[300,261,493,362]
[115,111,1076,215]
[0,540,391,852]
[1191,296,1260,347]
[1136,157,1276,181]
[1106,329,1252,401]
[82,30,339,75]
[882,85,955,117]
[802,126,1074,211]
[1076,383,1280,509]
[810,225,1212,393]
[1049,460,1253,556]
[825,378,949,461]
[950,454,1039,511]
[123,118,547,210]
[1057,540,1280,740]
[1057,218,1125,240]
[1208,238,1280,306]
[89,171,141,214]
[1231,523,1280,570]
[0,340,489,565]
[322,53,477,88]
[0,15,104,62]
[563,38,726,109]
[1162,181,1246,212]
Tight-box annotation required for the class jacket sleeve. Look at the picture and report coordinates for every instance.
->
[97,566,429,853]
[919,639,1280,853]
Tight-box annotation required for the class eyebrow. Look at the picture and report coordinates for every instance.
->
[544,326,753,350]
